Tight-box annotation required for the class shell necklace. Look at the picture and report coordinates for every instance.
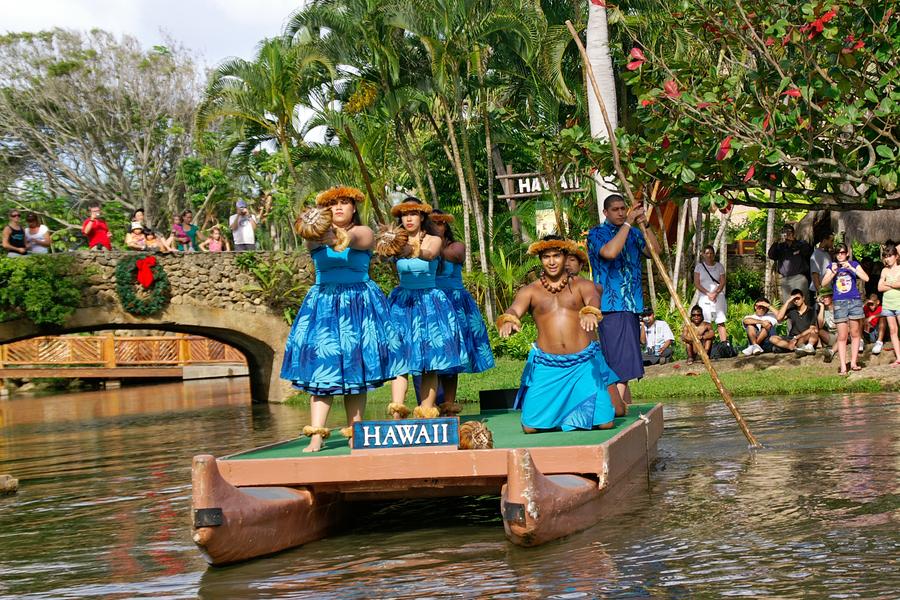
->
[540,272,569,294]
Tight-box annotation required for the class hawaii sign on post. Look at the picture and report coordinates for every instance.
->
[352,418,460,453]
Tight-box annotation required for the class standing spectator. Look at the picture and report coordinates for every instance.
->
[681,305,714,365]
[876,241,900,366]
[821,243,869,374]
[769,289,819,355]
[768,223,813,302]
[24,213,52,254]
[180,210,200,252]
[81,202,111,251]
[741,298,779,355]
[809,230,834,300]
[694,244,728,343]
[587,195,662,404]
[863,293,885,354]
[816,289,839,363]
[2,210,27,257]
[199,226,230,252]
[229,200,260,252]
[640,308,675,365]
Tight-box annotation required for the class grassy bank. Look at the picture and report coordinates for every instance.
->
[286,358,888,407]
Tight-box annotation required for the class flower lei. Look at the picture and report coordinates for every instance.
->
[114,254,171,316]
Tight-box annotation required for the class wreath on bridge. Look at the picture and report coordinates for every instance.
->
[115,254,171,316]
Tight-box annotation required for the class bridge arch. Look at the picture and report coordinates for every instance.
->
[0,252,304,402]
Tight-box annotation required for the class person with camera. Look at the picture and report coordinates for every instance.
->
[769,289,819,355]
[639,308,674,366]
[81,202,111,251]
[229,200,260,252]
[820,243,870,374]
[768,223,813,303]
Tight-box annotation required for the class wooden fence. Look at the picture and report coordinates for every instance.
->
[0,335,246,368]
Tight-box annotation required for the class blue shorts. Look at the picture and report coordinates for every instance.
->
[597,311,642,383]
[833,299,864,323]
[881,307,900,318]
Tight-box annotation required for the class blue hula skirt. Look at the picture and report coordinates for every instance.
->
[387,287,466,376]
[440,288,495,374]
[280,280,403,396]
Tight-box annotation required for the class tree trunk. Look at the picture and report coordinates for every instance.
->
[492,148,524,242]
[343,126,386,223]
[764,202,776,299]
[647,259,657,313]
[585,4,619,217]
[670,200,689,310]
[715,210,731,266]
[394,118,426,198]
[441,109,474,273]
[477,56,496,254]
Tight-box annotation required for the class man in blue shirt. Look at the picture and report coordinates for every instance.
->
[587,194,661,405]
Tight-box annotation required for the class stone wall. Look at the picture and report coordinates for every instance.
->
[77,251,314,314]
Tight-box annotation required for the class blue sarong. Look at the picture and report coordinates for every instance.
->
[515,342,617,431]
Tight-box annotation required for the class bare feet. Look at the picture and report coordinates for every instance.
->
[850,365,862,371]
[303,434,324,453]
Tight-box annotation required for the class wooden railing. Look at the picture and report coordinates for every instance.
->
[0,335,246,368]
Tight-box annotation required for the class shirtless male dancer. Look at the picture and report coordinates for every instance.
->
[498,236,626,433]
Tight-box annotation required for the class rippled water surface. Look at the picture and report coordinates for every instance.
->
[0,380,897,598]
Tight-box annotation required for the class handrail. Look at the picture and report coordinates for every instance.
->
[0,335,246,368]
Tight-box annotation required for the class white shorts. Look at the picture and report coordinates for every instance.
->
[698,294,727,324]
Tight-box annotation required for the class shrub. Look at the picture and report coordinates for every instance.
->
[0,255,87,326]
[488,318,537,360]
[726,266,764,305]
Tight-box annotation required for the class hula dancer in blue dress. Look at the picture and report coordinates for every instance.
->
[376,198,465,419]
[497,236,625,433]
[282,186,402,452]
[431,210,495,413]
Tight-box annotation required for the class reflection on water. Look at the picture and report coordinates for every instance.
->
[0,381,897,599]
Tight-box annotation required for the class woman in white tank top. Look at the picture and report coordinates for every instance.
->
[24,213,52,254]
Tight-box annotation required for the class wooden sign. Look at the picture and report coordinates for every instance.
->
[351,418,460,452]
[496,171,586,200]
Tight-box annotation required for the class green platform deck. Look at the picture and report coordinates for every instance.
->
[227,404,657,461]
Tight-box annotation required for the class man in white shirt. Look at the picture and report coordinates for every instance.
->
[741,297,779,355]
[229,200,259,251]
[639,308,675,365]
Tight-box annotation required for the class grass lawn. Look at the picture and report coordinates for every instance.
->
[286,357,887,409]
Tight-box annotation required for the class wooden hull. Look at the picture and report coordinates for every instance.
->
[191,454,343,566]
[502,408,660,546]
[190,404,663,564]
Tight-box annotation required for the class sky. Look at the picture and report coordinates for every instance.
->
[2,0,303,66]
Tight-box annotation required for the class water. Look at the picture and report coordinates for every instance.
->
[1,380,897,598]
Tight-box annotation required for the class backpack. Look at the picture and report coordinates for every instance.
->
[710,340,737,359]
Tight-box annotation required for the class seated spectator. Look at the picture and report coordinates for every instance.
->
[741,298,779,355]
[24,213,52,254]
[169,214,189,251]
[144,229,173,253]
[770,288,819,355]
[816,289,839,363]
[81,202,111,251]
[863,293,885,354]
[125,222,148,251]
[681,305,714,365]
[199,226,230,252]
[640,308,675,366]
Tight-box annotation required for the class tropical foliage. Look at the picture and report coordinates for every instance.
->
[0,255,87,326]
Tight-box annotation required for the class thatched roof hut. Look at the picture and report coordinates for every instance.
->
[796,209,900,244]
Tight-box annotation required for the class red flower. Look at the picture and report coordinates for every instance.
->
[590,0,607,6]
[661,135,671,150]
[762,112,771,131]
[641,99,654,107]
[765,36,775,47]
[697,102,712,109]
[743,164,756,182]
[716,135,733,161]
[663,79,681,99]
[782,88,801,98]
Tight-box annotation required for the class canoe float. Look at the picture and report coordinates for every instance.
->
[191,403,663,565]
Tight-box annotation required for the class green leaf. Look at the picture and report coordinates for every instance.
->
[876,145,895,159]
[680,167,696,183]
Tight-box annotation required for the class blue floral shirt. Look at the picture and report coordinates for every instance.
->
[587,222,646,314]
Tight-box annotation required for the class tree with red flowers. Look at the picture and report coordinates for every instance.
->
[580,0,899,210]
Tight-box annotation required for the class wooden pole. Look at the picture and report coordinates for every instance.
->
[566,21,761,449]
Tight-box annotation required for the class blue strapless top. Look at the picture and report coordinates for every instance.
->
[397,257,438,289]
[312,246,371,284]
[435,260,465,290]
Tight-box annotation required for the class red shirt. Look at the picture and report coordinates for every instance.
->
[864,303,882,328]
[82,218,111,250]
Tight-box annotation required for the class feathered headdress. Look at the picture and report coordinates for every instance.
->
[571,247,589,268]
[315,186,366,207]
[390,201,432,217]
[527,238,578,256]
[429,212,455,225]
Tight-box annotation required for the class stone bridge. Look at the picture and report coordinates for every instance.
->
[0,252,314,403]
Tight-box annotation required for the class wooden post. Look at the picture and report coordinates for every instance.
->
[566,20,761,449]
[177,334,191,366]
[102,334,116,368]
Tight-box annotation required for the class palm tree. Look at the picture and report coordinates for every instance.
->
[585,0,619,214]
[195,38,335,198]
